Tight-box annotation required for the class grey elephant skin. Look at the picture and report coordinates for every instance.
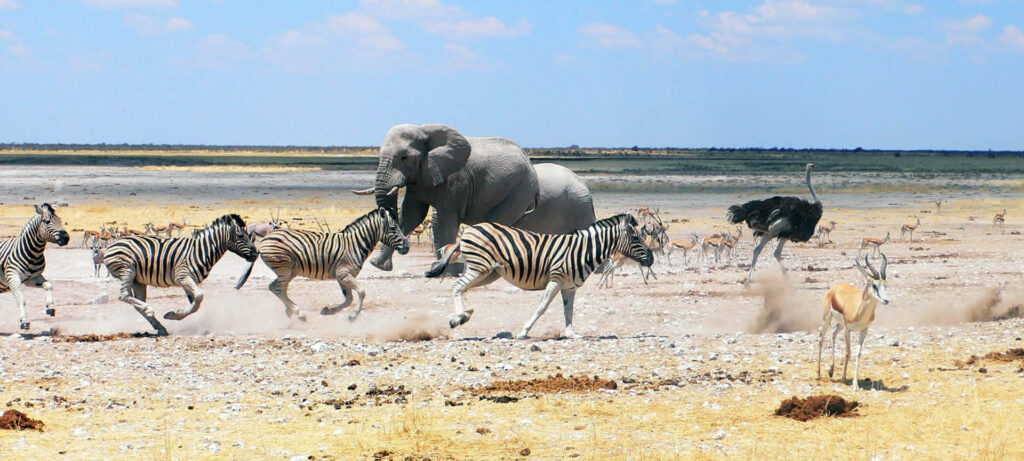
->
[355,124,596,271]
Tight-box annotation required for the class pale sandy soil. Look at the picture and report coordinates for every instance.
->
[2,165,1024,459]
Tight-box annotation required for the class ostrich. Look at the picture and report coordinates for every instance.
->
[727,163,823,284]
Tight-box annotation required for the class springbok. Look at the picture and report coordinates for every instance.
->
[818,253,890,389]
[665,233,700,265]
[82,229,101,248]
[900,217,920,242]
[91,243,106,278]
[859,231,889,257]
[167,221,187,238]
[816,221,837,243]
[993,209,1006,228]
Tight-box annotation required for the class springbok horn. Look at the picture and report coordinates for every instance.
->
[350,187,375,195]
[865,255,879,278]
[879,253,888,278]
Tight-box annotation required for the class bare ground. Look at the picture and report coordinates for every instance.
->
[2,166,1024,459]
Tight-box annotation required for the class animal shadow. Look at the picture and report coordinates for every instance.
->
[853,377,909,392]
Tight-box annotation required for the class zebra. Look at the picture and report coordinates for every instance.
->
[0,204,70,330]
[425,213,653,339]
[103,213,257,336]
[234,207,409,322]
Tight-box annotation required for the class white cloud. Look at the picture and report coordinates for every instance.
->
[176,33,253,70]
[0,0,23,10]
[7,42,30,57]
[0,30,14,41]
[165,17,192,31]
[329,12,387,35]
[579,23,641,48]
[124,13,192,35]
[654,0,677,4]
[902,4,923,15]
[435,42,484,72]
[425,17,532,40]
[358,0,462,21]
[83,0,177,7]
[944,14,992,33]
[1001,25,1024,51]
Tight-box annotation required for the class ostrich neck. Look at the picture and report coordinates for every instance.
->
[806,168,819,203]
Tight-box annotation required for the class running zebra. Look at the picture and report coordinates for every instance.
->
[103,214,257,336]
[426,213,653,339]
[234,207,409,322]
[0,204,70,330]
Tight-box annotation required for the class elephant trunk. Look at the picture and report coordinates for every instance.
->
[374,161,404,217]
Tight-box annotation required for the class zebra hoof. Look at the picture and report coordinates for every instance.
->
[370,257,393,272]
[45,308,55,317]
[515,333,529,340]
[20,322,30,330]
[320,306,340,316]
[295,313,307,322]
[163,311,181,321]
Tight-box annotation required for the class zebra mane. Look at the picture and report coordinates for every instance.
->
[592,213,637,229]
[340,208,386,234]
[210,214,246,230]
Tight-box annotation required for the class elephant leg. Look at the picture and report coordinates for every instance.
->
[371,197,428,271]
[431,209,465,276]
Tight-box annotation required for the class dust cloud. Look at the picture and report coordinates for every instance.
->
[748,274,819,334]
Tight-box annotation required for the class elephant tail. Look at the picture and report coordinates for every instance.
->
[425,243,461,278]
[522,189,540,215]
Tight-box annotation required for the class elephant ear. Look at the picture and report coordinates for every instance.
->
[421,124,471,188]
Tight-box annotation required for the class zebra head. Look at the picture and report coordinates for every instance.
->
[221,214,259,262]
[34,203,70,247]
[616,213,654,267]
[379,208,410,255]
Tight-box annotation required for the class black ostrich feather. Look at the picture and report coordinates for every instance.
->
[727,198,823,243]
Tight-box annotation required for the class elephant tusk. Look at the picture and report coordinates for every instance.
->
[350,187,375,196]
[387,186,401,197]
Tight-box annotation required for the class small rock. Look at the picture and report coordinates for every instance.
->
[310,342,329,354]
[519,448,531,456]
[712,430,727,440]
[290,456,312,461]
[530,344,541,352]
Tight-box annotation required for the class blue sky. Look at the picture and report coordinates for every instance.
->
[0,0,1022,149]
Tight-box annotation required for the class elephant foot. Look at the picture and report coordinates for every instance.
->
[45,308,55,317]
[20,322,30,330]
[370,254,393,271]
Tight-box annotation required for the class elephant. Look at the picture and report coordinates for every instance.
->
[352,123,596,271]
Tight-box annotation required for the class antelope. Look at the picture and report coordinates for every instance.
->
[121,224,146,237]
[816,221,837,243]
[934,199,942,214]
[900,217,920,242]
[91,243,106,278]
[698,234,726,264]
[665,233,700,265]
[144,222,170,238]
[993,209,1006,228]
[818,253,890,389]
[167,221,187,238]
[82,229,101,248]
[98,225,116,245]
[859,231,889,257]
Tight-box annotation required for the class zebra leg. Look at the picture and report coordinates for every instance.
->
[517,281,561,340]
[449,268,488,329]
[269,274,303,321]
[321,281,353,316]
[164,277,203,321]
[7,271,29,330]
[339,274,366,322]
[116,273,167,336]
[560,289,581,339]
[27,275,56,317]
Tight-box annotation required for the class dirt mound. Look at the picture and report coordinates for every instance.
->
[775,395,859,421]
[956,348,1024,367]
[473,374,617,394]
[52,332,157,343]
[0,410,45,431]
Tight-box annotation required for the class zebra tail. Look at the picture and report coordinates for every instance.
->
[424,243,460,278]
[234,260,256,290]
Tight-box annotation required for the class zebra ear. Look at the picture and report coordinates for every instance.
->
[627,214,638,227]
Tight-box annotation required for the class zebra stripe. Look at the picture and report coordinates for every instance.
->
[427,213,652,339]
[0,203,70,329]
[103,213,257,336]
[236,207,408,321]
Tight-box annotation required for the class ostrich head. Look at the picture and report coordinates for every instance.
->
[805,163,819,204]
